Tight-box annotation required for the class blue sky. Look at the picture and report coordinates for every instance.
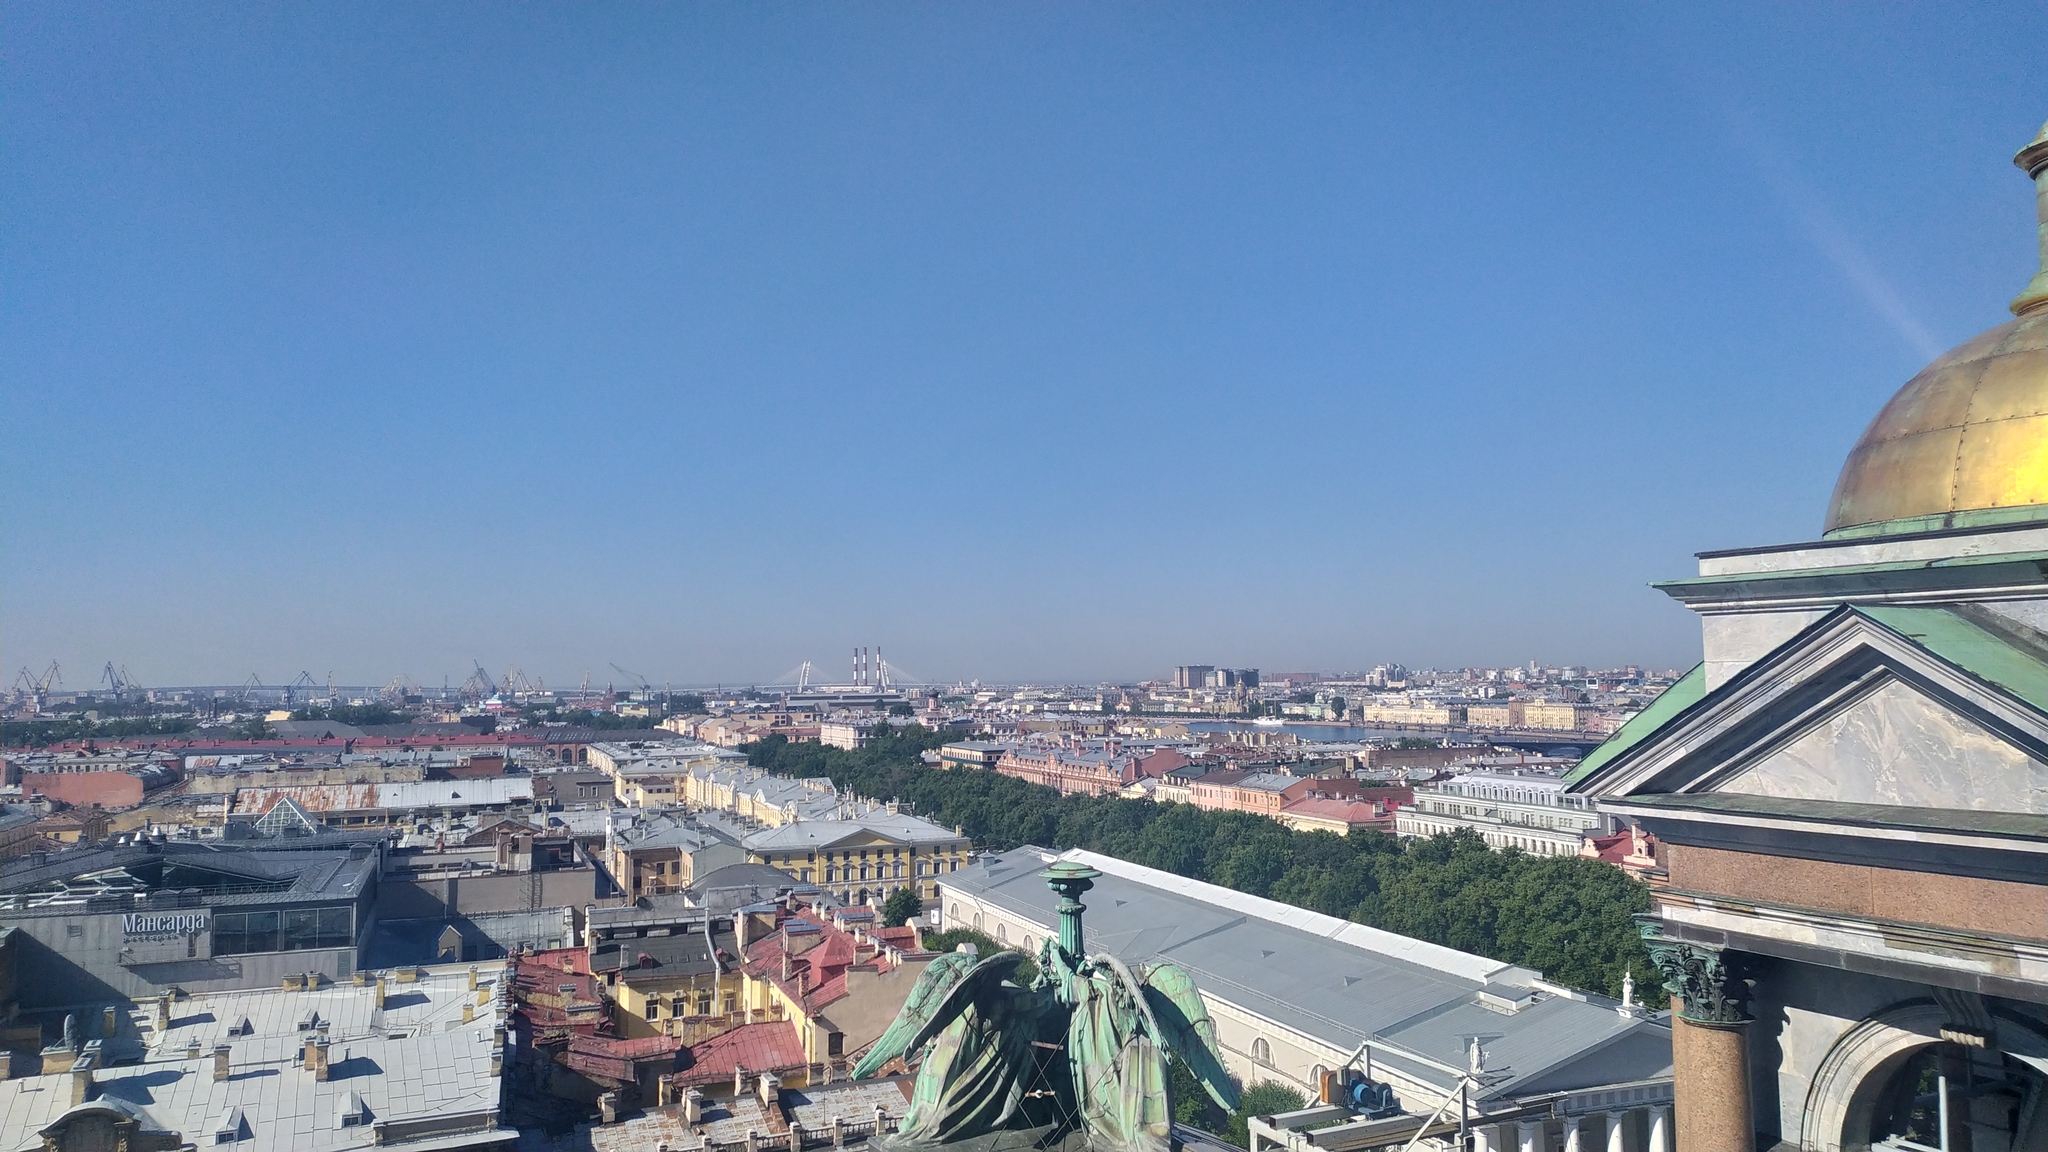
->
[3,4,2043,688]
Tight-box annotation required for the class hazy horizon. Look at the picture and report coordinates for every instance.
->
[5,5,2043,687]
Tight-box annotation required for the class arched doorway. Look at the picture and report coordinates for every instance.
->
[1803,1001,2048,1152]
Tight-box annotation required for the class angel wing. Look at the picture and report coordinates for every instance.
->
[1139,960,1239,1112]
[850,949,1027,1079]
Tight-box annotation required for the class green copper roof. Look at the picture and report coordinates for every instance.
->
[1856,605,2048,713]
[1821,503,2048,541]
[1562,663,1705,787]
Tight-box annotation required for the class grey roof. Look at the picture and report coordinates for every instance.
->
[740,813,962,854]
[366,909,576,968]
[0,965,512,1151]
[609,813,733,854]
[0,840,378,913]
[942,847,1669,1104]
[688,862,802,898]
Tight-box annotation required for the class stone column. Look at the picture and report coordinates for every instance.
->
[1642,919,1753,1152]
[1472,1125,1495,1152]
[1647,1106,1671,1152]
[1517,1121,1542,1152]
[1603,1113,1625,1152]
[1562,1117,1581,1152]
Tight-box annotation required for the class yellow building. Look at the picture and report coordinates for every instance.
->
[742,813,970,908]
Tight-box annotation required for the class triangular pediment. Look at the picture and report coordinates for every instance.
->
[1571,605,2048,816]
[1718,677,2048,811]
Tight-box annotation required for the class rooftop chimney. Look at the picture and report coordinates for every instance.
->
[213,1044,232,1082]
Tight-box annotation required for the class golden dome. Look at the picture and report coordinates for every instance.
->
[1822,119,2048,537]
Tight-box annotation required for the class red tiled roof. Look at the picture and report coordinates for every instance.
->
[569,1032,681,1061]
[677,1021,806,1087]
[1281,797,1392,825]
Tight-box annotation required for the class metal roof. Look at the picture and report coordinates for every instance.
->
[740,813,961,854]
[0,964,513,1151]
[941,847,1669,1104]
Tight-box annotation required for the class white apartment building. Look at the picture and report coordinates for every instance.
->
[1394,770,1614,856]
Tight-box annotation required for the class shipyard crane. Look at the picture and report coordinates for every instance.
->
[458,663,496,700]
[380,674,421,704]
[240,674,264,702]
[13,663,61,712]
[101,662,132,701]
[609,663,651,691]
[283,671,318,708]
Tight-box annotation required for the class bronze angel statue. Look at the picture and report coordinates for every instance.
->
[852,862,1239,1152]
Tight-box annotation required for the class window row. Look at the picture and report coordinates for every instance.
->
[213,906,354,956]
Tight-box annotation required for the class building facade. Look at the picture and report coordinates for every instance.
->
[741,812,970,907]
[1396,771,1613,856]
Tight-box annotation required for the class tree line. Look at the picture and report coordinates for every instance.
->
[743,725,1662,1007]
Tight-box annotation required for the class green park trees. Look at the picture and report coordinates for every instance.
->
[743,726,1661,1007]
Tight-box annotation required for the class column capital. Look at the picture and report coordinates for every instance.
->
[1636,916,1749,1025]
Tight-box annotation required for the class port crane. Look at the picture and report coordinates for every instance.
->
[12,663,61,711]
[282,672,319,708]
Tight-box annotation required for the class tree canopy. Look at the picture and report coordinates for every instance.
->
[744,726,1661,1006]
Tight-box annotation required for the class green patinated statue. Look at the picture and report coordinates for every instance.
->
[853,862,1240,1152]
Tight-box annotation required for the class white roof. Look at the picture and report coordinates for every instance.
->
[0,965,512,1152]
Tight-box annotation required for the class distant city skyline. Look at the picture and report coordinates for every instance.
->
[4,6,2043,684]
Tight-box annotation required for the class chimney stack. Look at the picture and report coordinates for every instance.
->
[212,1044,232,1082]
[374,975,387,1010]
[68,1058,93,1107]
[599,1092,619,1125]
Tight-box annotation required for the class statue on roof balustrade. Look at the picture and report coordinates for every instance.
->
[853,861,1238,1152]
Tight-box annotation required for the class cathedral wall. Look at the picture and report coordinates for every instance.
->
[1700,611,1826,690]
[1744,957,1922,1148]
[1666,845,2048,941]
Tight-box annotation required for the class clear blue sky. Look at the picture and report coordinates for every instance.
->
[3,5,2042,688]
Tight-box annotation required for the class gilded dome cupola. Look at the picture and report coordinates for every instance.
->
[1823,118,2048,537]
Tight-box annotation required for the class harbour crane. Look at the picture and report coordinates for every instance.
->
[283,671,318,708]
[609,663,651,691]
[13,663,61,712]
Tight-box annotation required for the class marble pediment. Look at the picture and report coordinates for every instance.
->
[1569,605,2048,812]
[1716,676,2048,814]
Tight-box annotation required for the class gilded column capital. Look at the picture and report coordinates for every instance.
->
[1636,916,1749,1026]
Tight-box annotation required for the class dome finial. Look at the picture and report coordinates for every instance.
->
[2010,116,2048,317]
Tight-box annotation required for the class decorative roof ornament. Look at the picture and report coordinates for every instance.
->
[851,859,1238,1152]
[1821,111,2048,538]
[2010,116,2048,317]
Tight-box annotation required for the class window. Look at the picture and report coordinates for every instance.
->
[1251,1038,1272,1065]
[645,1000,660,1021]
[214,907,351,956]
[828,1032,845,1057]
